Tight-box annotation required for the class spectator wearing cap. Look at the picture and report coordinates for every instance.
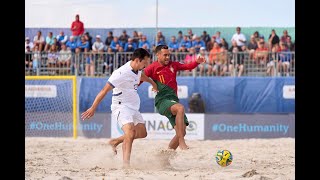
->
[66,36,78,53]
[201,31,211,45]
[124,38,137,52]
[44,32,55,52]
[268,29,280,49]
[119,30,130,44]
[92,35,105,56]
[192,35,206,53]
[33,31,45,51]
[56,31,68,46]
[92,35,104,52]
[177,30,183,44]
[70,14,85,43]
[231,27,247,47]
[25,37,34,52]
[197,47,209,76]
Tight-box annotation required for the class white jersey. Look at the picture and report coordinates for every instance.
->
[108,61,142,111]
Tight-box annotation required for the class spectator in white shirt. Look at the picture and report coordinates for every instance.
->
[231,27,247,47]
[25,37,34,52]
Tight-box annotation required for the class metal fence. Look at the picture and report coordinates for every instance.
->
[25,51,295,77]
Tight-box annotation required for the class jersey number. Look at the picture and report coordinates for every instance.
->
[159,75,165,83]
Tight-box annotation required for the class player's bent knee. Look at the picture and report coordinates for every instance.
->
[175,104,185,113]
[141,131,147,138]
[125,129,136,141]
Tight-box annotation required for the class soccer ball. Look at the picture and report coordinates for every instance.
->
[215,150,233,167]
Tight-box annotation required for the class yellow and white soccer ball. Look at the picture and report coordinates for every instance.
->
[215,150,233,167]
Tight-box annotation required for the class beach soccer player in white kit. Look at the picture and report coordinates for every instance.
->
[81,48,158,167]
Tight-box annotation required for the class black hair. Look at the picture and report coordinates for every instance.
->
[132,48,150,61]
[155,45,168,54]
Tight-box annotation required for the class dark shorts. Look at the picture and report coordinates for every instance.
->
[155,99,189,127]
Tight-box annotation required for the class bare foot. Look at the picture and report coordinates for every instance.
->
[108,139,118,155]
[122,162,131,169]
[179,144,189,150]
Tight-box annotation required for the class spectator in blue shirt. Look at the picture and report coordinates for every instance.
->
[110,36,123,52]
[168,36,179,60]
[77,35,89,52]
[56,31,68,46]
[278,43,292,76]
[192,35,206,53]
[177,30,183,44]
[66,36,78,53]
[179,35,192,51]
[138,35,151,52]
[124,38,137,52]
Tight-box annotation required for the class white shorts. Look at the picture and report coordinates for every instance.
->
[282,61,290,66]
[111,107,145,128]
[267,61,274,67]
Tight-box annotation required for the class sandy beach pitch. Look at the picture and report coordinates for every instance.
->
[25,137,294,180]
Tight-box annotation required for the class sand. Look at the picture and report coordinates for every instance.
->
[25,137,295,180]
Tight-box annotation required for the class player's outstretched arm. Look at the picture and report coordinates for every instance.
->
[140,73,159,92]
[196,55,206,64]
[177,55,206,71]
[81,82,113,120]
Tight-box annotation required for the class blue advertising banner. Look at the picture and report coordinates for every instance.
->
[26,113,111,138]
[204,114,295,139]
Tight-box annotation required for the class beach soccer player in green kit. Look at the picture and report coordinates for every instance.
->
[142,45,205,150]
